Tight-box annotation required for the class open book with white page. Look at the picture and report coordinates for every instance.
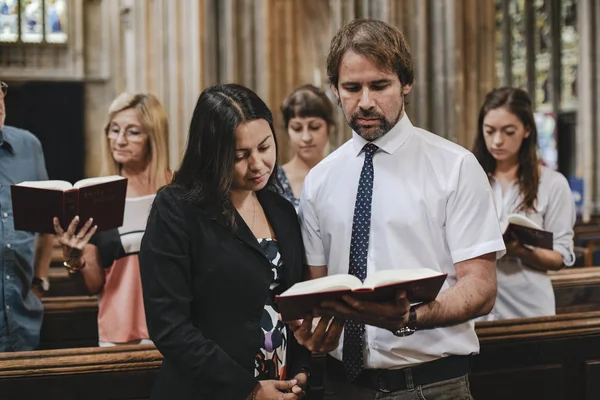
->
[11,176,128,234]
[275,268,447,321]
[502,214,553,250]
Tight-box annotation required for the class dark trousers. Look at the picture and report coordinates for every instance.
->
[323,356,474,400]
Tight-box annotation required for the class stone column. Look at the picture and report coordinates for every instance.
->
[577,0,599,220]
[117,0,203,172]
[83,0,120,177]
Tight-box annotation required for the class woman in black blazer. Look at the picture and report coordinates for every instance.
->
[139,84,311,400]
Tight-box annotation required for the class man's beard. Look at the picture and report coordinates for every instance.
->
[348,107,402,141]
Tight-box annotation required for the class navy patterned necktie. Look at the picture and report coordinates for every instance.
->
[343,143,378,381]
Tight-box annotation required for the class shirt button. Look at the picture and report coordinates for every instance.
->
[6,243,10,249]
[2,213,7,217]
[5,275,9,280]
[5,305,9,310]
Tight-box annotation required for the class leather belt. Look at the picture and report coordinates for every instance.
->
[326,354,471,393]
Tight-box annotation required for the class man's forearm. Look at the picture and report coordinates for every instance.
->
[33,233,55,278]
[415,266,497,330]
[306,265,327,280]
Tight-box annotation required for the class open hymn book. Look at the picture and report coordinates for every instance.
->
[502,214,553,250]
[11,176,128,234]
[275,268,447,321]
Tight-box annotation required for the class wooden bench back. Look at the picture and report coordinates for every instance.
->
[40,296,98,350]
[0,345,161,400]
[3,312,600,400]
[471,311,600,400]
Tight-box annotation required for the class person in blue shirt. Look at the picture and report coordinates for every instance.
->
[0,79,55,352]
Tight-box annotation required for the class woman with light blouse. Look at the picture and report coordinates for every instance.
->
[472,87,576,320]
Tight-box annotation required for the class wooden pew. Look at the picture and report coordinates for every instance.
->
[40,296,98,350]
[0,345,160,400]
[574,227,600,266]
[550,267,600,314]
[6,313,600,400]
[471,311,600,400]
[46,267,88,297]
[0,345,324,400]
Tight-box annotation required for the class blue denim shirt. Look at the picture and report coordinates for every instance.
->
[0,125,48,351]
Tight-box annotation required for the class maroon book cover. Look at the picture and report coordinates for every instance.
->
[11,178,128,234]
[503,224,553,250]
[275,273,447,322]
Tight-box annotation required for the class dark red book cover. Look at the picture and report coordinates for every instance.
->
[503,224,553,250]
[275,273,447,322]
[11,178,128,234]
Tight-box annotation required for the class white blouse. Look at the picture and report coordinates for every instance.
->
[299,114,506,369]
[490,166,576,320]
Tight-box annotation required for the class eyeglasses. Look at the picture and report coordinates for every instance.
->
[0,82,7,99]
[105,127,148,143]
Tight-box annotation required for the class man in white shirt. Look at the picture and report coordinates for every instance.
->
[291,19,506,399]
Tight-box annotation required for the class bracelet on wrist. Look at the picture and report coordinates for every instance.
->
[63,258,86,274]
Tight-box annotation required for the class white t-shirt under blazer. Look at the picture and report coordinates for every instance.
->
[298,114,506,370]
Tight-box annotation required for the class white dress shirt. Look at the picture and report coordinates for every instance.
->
[489,166,576,320]
[298,114,506,369]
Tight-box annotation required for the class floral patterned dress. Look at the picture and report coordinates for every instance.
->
[254,238,288,380]
[277,166,300,210]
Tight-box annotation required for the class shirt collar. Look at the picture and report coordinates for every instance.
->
[351,113,414,156]
[488,174,518,187]
[0,128,14,154]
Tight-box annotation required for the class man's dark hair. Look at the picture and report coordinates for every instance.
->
[327,19,415,89]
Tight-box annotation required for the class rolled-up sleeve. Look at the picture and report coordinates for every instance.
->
[445,153,507,263]
[139,189,258,398]
[544,174,576,266]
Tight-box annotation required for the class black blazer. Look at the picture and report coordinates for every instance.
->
[139,186,311,400]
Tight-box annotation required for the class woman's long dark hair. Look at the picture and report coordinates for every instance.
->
[472,87,540,213]
[171,83,280,227]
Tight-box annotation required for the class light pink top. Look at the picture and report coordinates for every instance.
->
[92,195,155,344]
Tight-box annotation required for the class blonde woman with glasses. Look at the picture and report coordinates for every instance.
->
[53,92,171,346]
